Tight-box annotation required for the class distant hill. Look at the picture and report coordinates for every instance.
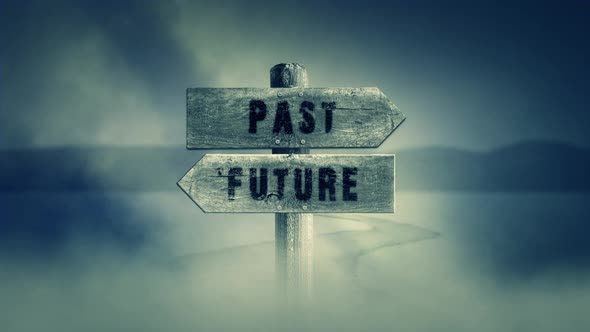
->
[0,141,588,192]
[394,141,590,191]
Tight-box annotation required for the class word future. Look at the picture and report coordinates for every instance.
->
[225,166,358,202]
[186,87,405,149]
[178,154,395,213]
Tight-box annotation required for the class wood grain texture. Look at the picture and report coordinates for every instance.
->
[275,212,313,299]
[186,87,405,149]
[270,63,313,302]
[270,63,308,88]
[177,154,395,213]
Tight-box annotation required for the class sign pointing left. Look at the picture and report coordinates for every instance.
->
[178,154,395,213]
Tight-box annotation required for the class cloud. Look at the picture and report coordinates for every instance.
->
[1,1,176,147]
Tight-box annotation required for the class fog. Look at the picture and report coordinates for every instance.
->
[2,192,589,331]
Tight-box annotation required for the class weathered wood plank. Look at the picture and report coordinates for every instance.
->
[177,154,395,213]
[186,87,405,149]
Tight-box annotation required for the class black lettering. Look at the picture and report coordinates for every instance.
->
[227,168,243,200]
[299,101,315,134]
[249,100,267,134]
[272,101,293,134]
[343,167,358,201]
[294,168,312,201]
[249,168,268,200]
[273,168,289,199]
[321,102,335,133]
[319,167,336,201]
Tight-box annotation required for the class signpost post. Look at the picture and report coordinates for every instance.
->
[179,63,405,303]
[270,64,313,303]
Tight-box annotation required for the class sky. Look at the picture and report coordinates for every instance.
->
[1,0,589,150]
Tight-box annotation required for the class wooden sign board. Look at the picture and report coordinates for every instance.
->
[178,154,395,213]
[186,87,405,149]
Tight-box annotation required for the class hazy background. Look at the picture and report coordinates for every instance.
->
[1,1,590,331]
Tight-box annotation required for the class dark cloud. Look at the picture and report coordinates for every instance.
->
[0,146,200,259]
[2,0,590,148]
[0,193,154,258]
[0,147,200,191]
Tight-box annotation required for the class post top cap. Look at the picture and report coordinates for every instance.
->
[270,63,308,88]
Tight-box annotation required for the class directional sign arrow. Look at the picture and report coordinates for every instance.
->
[186,87,405,149]
[177,154,395,213]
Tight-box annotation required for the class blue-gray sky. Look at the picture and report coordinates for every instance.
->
[2,0,589,150]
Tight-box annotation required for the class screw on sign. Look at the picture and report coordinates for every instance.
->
[178,63,405,302]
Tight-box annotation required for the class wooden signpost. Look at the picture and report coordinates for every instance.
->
[178,63,405,301]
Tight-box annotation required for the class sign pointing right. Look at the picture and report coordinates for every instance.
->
[186,87,405,149]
